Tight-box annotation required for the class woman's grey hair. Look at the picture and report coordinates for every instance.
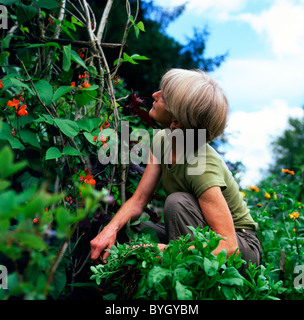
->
[160,68,229,142]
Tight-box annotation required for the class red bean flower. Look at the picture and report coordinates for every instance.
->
[7,98,20,109]
[84,174,96,186]
[16,104,28,116]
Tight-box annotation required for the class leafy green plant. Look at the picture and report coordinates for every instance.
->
[242,168,304,299]
[0,145,112,299]
[90,233,160,300]
[90,226,284,300]
[0,0,152,300]
[135,226,245,300]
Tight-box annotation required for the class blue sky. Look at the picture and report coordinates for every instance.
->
[165,2,272,59]
[152,0,304,187]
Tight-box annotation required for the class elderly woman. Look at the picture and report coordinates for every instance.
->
[90,69,261,272]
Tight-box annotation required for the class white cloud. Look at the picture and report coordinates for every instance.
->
[210,57,304,111]
[235,0,304,57]
[223,100,303,187]
[154,0,245,17]
[162,0,304,57]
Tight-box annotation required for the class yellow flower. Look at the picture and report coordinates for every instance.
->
[282,168,295,175]
[240,191,246,197]
[273,192,277,200]
[289,212,300,221]
[249,186,259,192]
[264,192,271,199]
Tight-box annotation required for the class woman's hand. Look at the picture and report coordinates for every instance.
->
[90,228,117,263]
[90,149,162,263]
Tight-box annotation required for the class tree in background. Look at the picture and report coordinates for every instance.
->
[271,115,304,172]
[261,114,304,201]
[88,0,227,99]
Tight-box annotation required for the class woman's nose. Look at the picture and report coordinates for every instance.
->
[152,90,161,100]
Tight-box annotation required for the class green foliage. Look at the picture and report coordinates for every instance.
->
[1,0,303,301]
[241,168,304,299]
[0,146,109,299]
[270,116,304,175]
[90,226,285,300]
[0,0,151,300]
[135,226,245,300]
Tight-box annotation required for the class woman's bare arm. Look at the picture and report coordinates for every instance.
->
[198,186,239,256]
[90,150,162,261]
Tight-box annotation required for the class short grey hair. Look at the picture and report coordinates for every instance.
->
[160,68,229,142]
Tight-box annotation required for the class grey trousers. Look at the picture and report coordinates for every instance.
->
[133,192,261,274]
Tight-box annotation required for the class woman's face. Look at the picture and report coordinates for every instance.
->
[149,90,174,128]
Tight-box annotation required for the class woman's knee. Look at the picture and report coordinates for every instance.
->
[163,192,206,240]
[164,192,185,211]
[164,192,197,219]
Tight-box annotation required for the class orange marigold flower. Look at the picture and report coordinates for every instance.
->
[257,203,263,207]
[282,168,295,175]
[7,98,19,109]
[249,186,259,192]
[289,211,300,221]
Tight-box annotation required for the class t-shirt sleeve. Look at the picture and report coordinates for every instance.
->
[150,129,165,163]
[186,159,227,199]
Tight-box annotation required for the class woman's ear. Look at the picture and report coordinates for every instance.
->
[170,119,184,130]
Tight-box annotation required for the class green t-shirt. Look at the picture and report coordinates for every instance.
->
[151,129,258,231]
